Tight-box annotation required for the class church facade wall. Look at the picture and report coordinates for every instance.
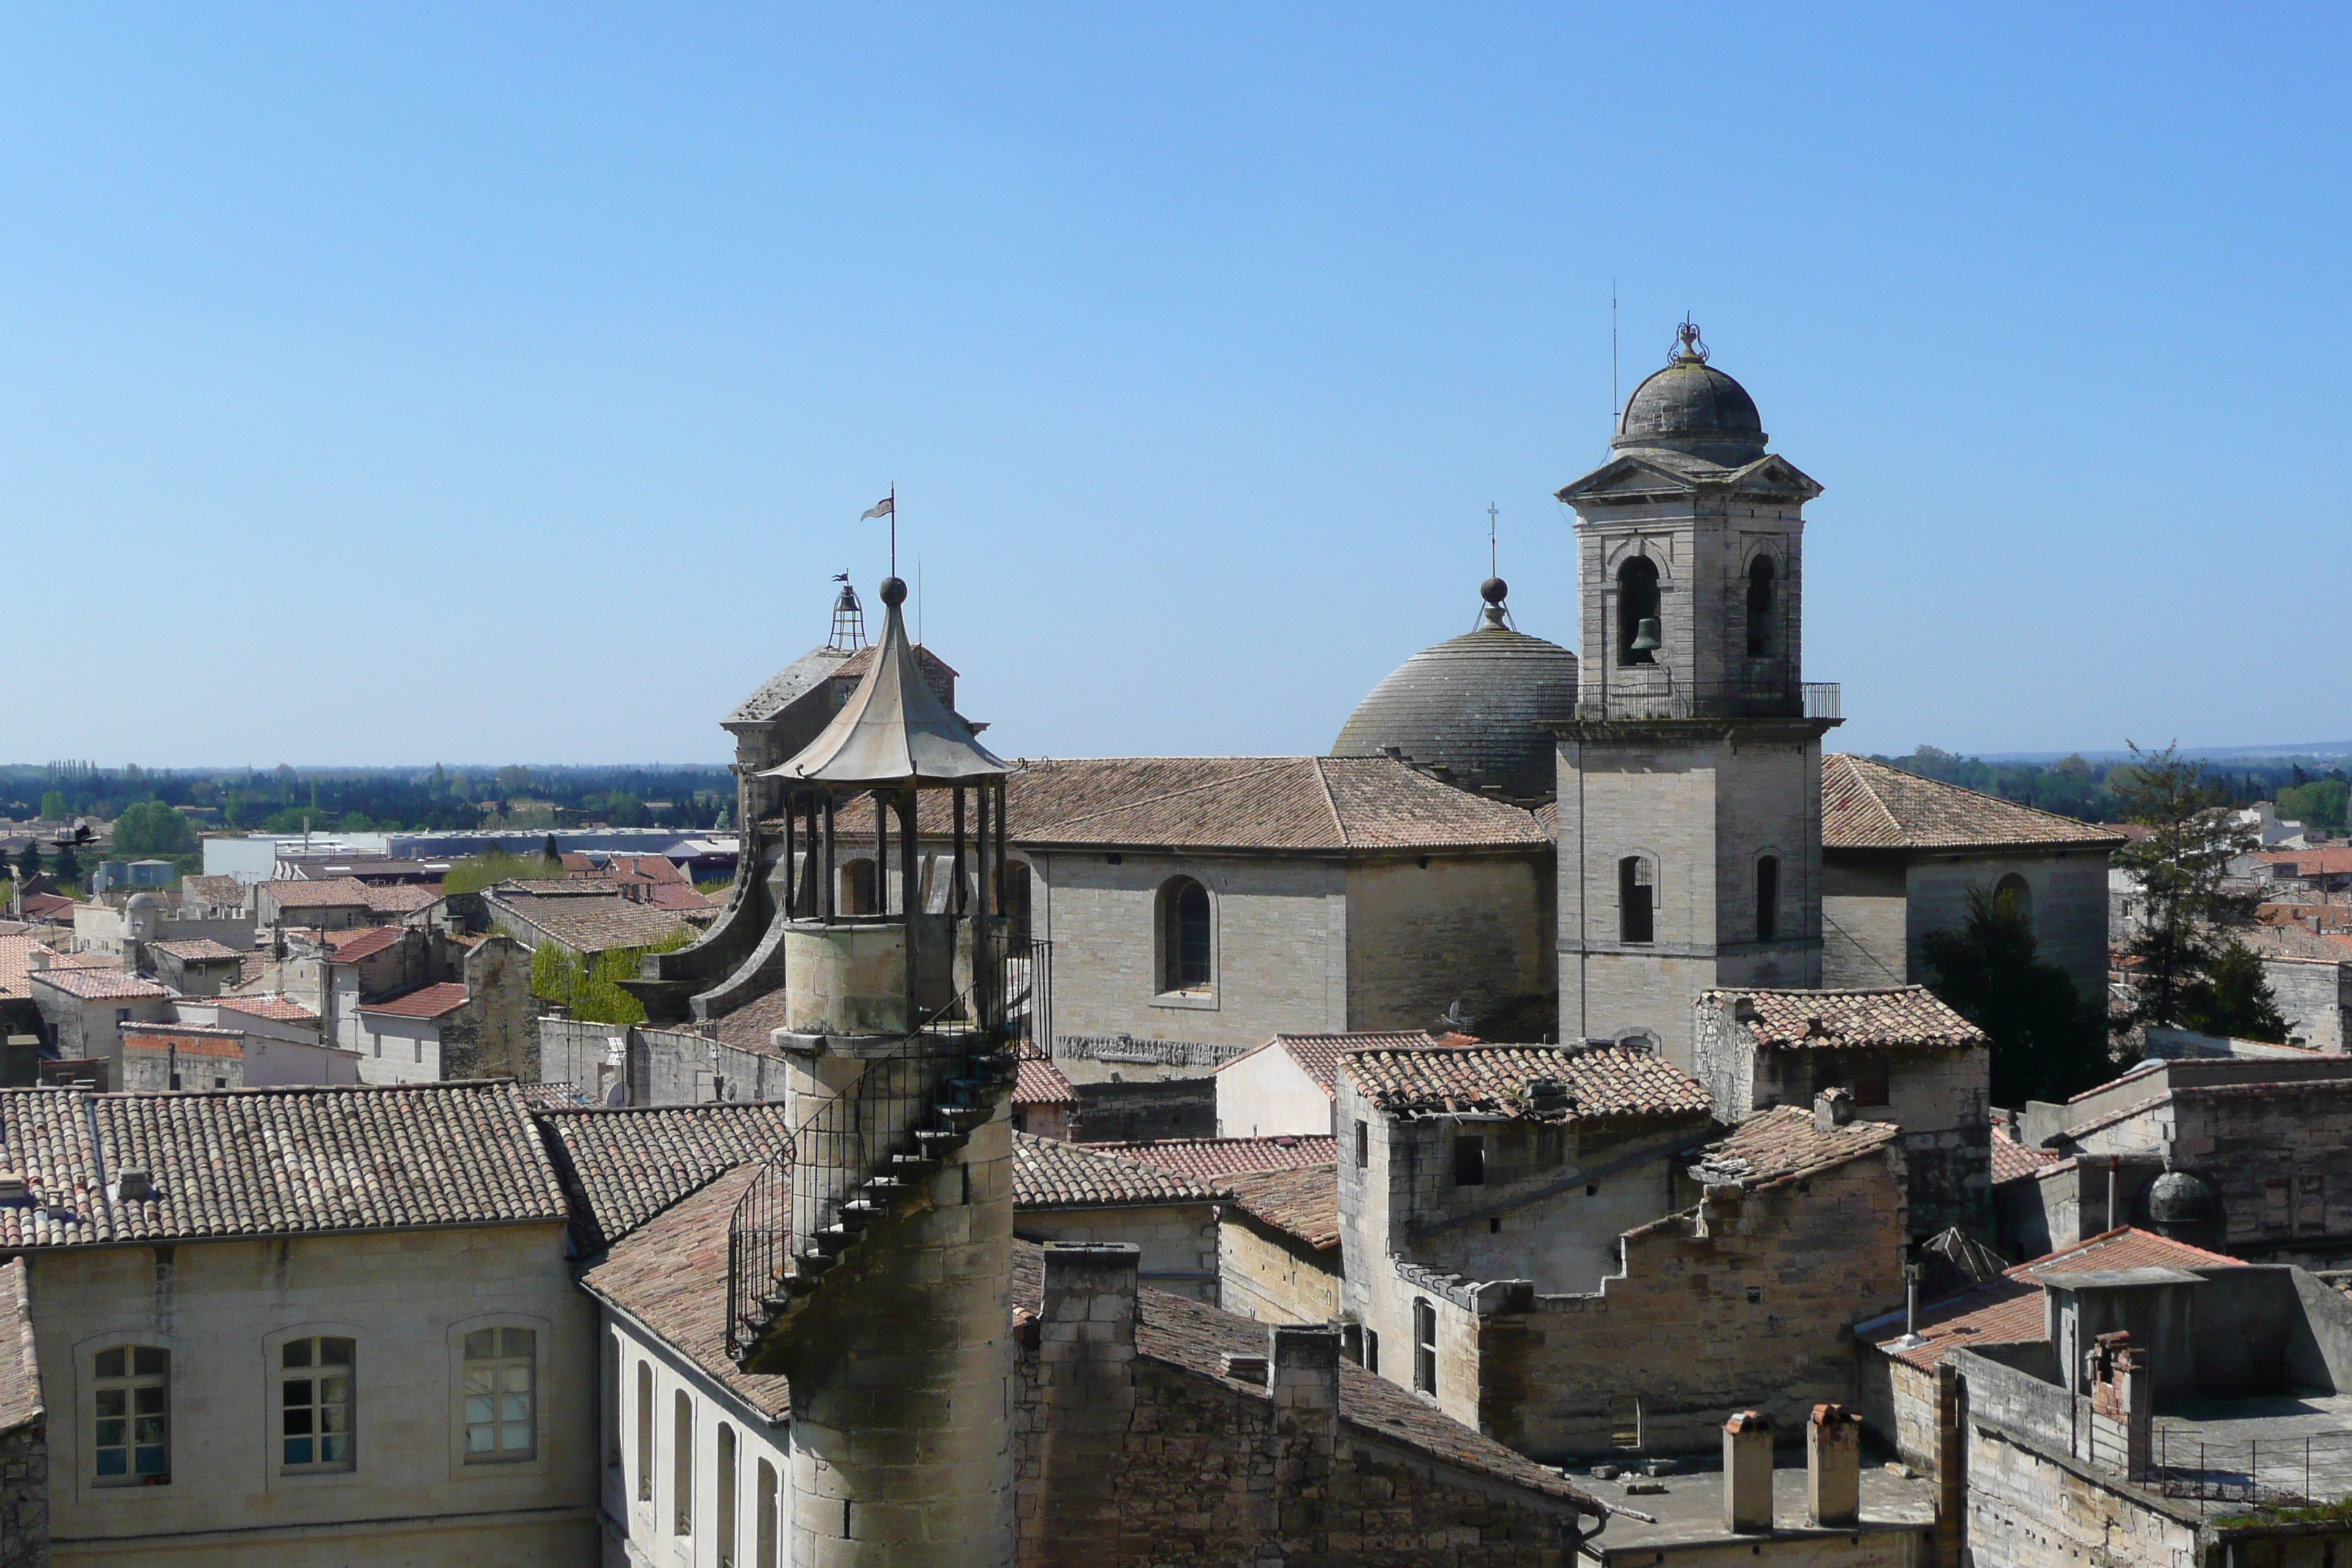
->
[1822,856,1910,989]
[1901,851,2111,1014]
[34,1224,598,1567]
[1343,853,1552,1036]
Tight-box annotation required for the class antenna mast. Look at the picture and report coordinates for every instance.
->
[1487,502,1499,579]
[1610,280,1620,427]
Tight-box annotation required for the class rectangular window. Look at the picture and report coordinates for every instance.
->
[1363,1330,1379,1376]
[1756,855,1779,943]
[462,1327,536,1461]
[1412,1300,1437,1395]
[1619,858,1654,944]
[94,1345,170,1485]
[280,1335,355,1471]
[674,1391,694,1535]
[1610,1394,1644,1450]
[1453,1137,1485,1186]
[1354,1120,1369,1169]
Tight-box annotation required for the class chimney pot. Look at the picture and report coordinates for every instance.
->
[1806,1402,1863,1528]
[1722,1410,1775,1533]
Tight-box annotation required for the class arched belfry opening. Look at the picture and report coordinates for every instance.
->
[1746,556,1776,658]
[1618,557,1662,666]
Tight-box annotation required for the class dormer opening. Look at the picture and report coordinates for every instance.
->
[1617,557,1661,666]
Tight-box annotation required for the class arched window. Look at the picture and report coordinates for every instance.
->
[636,1362,653,1501]
[717,1422,738,1567]
[1618,856,1655,944]
[839,859,877,916]
[756,1458,780,1567]
[1746,557,1776,658]
[673,1390,693,1536]
[1994,872,2035,933]
[1755,854,1780,942]
[1618,557,1662,666]
[1160,877,1212,992]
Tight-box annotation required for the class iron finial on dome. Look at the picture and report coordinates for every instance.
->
[1479,576,1510,630]
[1668,317,1708,365]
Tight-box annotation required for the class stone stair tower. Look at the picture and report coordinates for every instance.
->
[727,573,1020,1568]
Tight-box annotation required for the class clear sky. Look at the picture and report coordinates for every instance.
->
[4,6,2345,768]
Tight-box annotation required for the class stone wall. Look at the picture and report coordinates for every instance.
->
[2262,954,2352,1054]
[1755,1042,1990,1240]
[601,1305,789,1568]
[1014,1202,1221,1303]
[1820,857,1910,990]
[1343,855,1553,1038]
[1379,1143,1907,1462]
[1218,1213,1340,1326]
[441,935,535,1080]
[1014,1244,1586,1567]
[1068,1078,1216,1143]
[540,1018,794,1107]
[119,1038,244,1093]
[0,1419,45,1568]
[1854,1349,1941,1473]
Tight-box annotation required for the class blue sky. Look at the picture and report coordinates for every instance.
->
[3,6,2344,767]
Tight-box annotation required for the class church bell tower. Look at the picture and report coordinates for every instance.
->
[1551,323,1841,1071]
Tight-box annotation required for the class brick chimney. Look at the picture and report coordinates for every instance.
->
[1806,1402,1861,1527]
[1722,1411,1774,1533]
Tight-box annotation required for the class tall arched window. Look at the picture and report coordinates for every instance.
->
[1618,557,1662,666]
[1159,877,1213,992]
[1755,854,1780,942]
[636,1362,653,1501]
[717,1423,738,1567]
[756,1459,780,1567]
[1994,872,2035,934]
[1746,557,1776,657]
[673,1390,693,1537]
[1618,856,1655,944]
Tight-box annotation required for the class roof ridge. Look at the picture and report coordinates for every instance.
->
[1310,758,1351,848]
[1019,760,1308,834]
[1825,753,1908,844]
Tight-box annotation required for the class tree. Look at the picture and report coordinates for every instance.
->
[2277,779,2351,834]
[15,841,38,881]
[37,791,66,822]
[2112,742,2280,1035]
[52,845,80,888]
[110,801,198,858]
[543,834,562,864]
[1921,886,2114,1104]
[2174,939,2291,1043]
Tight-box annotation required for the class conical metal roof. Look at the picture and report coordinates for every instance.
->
[760,578,1007,788]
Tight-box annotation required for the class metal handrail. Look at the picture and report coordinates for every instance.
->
[1575,677,1842,723]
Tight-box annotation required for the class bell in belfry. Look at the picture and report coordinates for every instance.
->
[1629,617,1662,655]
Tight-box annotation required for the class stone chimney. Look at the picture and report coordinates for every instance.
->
[1814,1085,1854,1131]
[2086,1330,2152,1482]
[1028,1244,1141,1568]
[1722,1411,1774,1533]
[1806,1403,1861,1527]
[1270,1323,1341,1436]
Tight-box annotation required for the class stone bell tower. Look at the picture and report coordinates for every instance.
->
[725,574,1021,1568]
[1551,323,1841,1073]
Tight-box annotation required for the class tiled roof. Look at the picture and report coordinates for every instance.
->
[1823,755,2126,852]
[94,1082,571,1244]
[359,981,468,1020]
[579,1163,791,1420]
[487,890,691,955]
[1704,986,1990,1052]
[1872,1226,2244,1370]
[27,968,167,1001]
[121,1025,245,1060]
[1226,1030,1477,1098]
[357,883,441,915]
[42,951,121,971]
[709,987,791,1056]
[1688,1107,1901,1191]
[0,1260,38,1433]
[180,875,245,908]
[1004,756,1550,853]
[647,883,715,911]
[1090,1134,1339,1181]
[216,995,320,1024]
[1014,1057,1079,1106]
[148,938,244,962]
[1991,1126,2059,1184]
[1012,1132,1224,1209]
[723,644,855,727]
[534,1104,793,1252]
[1343,1044,1711,1124]
[18,893,78,920]
[1009,1242,1601,1517]
[0,1089,110,1246]
[2237,924,2352,962]
[2257,847,2352,877]
[1221,1164,1340,1250]
[0,937,42,999]
[326,926,402,964]
[259,877,375,909]
[518,1081,593,1109]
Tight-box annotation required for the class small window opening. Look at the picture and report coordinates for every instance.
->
[93,1345,170,1485]
[1610,1394,1643,1450]
[1756,855,1780,943]
[461,1327,536,1462]
[1412,1300,1438,1394]
[1488,1217,1501,1234]
[839,859,878,917]
[1454,1137,1485,1186]
[717,1423,738,1567]
[1619,856,1655,944]
[1746,557,1775,657]
[1354,1119,1369,1169]
[1618,557,1661,665]
[1364,1330,1379,1376]
[279,1335,355,1471]
[756,1459,780,1568]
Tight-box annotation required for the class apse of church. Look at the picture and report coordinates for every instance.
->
[1550,324,1841,1072]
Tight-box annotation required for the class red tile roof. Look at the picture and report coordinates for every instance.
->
[1689,1107,1902,1190]
[121,1025,245,1059]
[1090,1134,1339,1181]
[1013,1057,1079,1106]
[358,982,468,1020]
[1991,1126,2059,1184]
[27,968,168,1001]
[535,1104,793,1252]
[1823,755,2126,852]
[326,926,402,964]
[1343,1044,1711,1124]
[148,938,244,962]
[2257,848,2352,877]
[1703,986,1989,1052]
[259,877,376,909]
[1221,1164,1340,1250]
[1872,1227,2245,1370]
[1012,1132,1224,1209]
[1225,1030,1477,1098]
[18,893,77,920]
[214,995,320,1024]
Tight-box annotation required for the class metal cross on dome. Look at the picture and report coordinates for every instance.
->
[1668,317,1710,365]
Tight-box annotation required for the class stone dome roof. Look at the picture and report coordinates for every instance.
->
[124,892,162,912]
[1330,584,1578,802]
[2145,1169,2223,1225]
[1614,331,1768,467]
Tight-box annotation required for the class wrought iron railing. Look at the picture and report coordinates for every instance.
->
[725,934,1044,1362]
[2151,1426,2352,1515]
[1575,674,1842,723]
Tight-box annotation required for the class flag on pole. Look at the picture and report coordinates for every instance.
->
[860,496,894,521]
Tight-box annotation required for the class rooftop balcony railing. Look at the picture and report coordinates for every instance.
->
[1574,673,1841,723]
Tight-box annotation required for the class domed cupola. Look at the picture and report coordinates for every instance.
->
[1613,321,1768,467]
[1331,578,1578,803]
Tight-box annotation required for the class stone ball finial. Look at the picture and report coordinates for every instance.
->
[879,576,908,607]
[1480,576,1508,606]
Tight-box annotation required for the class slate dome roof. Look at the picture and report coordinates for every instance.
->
[1331,584,1578,802]
[2145,1169,2223,1225]
[1614,345,1768,467]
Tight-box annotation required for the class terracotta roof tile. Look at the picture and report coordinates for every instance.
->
[1704,986,1990,1052]
[0,1088,111,1245]
[487,889,691,955]
[1005,756,1549,853]
[148,938,244,962]
[535,1104,792,1251]
[1823,755,2126,852]
[1230,1030,1477,1098]
[1014,1057,1079,1107]
[259,877,376,909]
[1089,1134,1338,1181]
[1012,1131,1224,1209]
[121,1025,246,1060]
[356,883,441,915]
[18,894,77,921]
[94,1082,570,1243]
[326,926,402,963]
[708,987,791,1056]
[580,1164,791,1420]
[216,995,319,1024]
[358,981,468,1019]
[1221,1164,1340,1250]
[1008,1241,1600,1516]
[1991,1126,2059,1184]
[518,1082,593,1109]
[2257,847,2352,877]
[28,968,168,1001]
[1689,1107,1901,1190]
[1343,1044,1711,1123]
[180,875,245,908]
